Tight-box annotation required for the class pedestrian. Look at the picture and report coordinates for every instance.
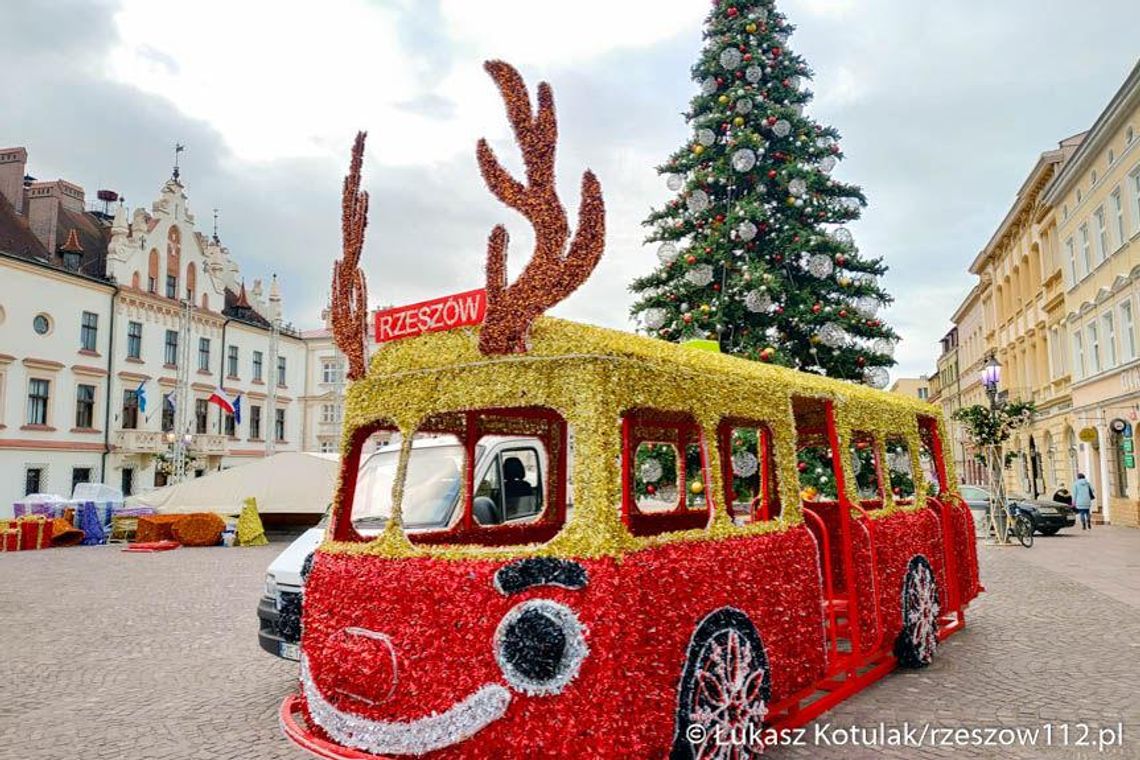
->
[1073,473,1094,530]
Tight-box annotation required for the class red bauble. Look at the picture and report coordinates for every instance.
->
[797,461,807,472]
[686,254,698,265]
[683,313,693,324]
[646,484,657,495]
[771,46,782,56]
[830,144,840,154]
[839,310,848,318]
[782,79,790,87]
[811,303,822,314]
[856,356,866,367]
[735,70,744,79]
[774,255,783,263]
[836,254,847,266]
[774,306,784,314]
[767,170,777,179]
[743,53,752,62]
[712,283,721,292]
[767,116,777,126]
[726,6,738,17]
[716,77,725,85]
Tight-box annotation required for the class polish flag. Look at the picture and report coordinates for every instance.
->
[208,387,236,416]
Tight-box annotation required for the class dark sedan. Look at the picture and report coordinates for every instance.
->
[958,485,1076,536]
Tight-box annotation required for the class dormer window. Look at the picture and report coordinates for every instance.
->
[62,251,81,271]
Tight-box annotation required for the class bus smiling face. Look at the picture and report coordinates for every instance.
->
[300,555,603,757]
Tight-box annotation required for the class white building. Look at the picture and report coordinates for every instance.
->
[0,146,308,507]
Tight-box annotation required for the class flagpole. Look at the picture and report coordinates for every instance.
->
[172,297,193,483]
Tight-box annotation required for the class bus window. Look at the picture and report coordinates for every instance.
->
[622,409,711,536]
[918,415,947,496]
[717,420,780,523]
[792,396,841,504]
[850,431,884,507]
[337,406,568,546]
[885,436,916,504]
[634,442,681,513]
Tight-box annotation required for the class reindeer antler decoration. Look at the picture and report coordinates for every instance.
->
[331,131,370,381]
[476,60,606,354]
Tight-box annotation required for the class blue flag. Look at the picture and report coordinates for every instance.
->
[164,392,175,411]
[232,393,242,425]
[135,379,147,413]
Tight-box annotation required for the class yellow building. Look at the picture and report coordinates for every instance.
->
[969,143,1076,501]
[1042,60,1140,526]
[887,376,930,401]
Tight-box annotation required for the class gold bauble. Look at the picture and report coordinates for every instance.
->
[690,481,705,495]
[718,95,729,104]
[733,116,745,127]
[693,144,705,155]
[746,22,757,33]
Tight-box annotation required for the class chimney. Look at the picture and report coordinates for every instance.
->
[25,179,86,252]
[0,147,27,213]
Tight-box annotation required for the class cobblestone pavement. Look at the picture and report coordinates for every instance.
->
[2,529,1139,759]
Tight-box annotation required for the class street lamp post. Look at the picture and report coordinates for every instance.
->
[981,354,1008,542]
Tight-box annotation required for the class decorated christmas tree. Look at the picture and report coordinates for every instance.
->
[631,0,898,385]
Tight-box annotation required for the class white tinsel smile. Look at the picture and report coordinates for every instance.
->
[301,656,510,755]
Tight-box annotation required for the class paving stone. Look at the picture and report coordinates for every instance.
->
[1,529,1138,758]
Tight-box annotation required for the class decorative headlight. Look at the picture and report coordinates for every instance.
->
[264,573,279,600]
[494,599,587,696]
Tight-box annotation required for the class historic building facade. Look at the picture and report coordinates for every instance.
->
[933,59,1140,525]
[1043,61,1140,526]
[0,146,307,508]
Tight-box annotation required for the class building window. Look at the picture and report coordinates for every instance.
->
[80,311,98,351]
[252,351,263,382]
[274,409,286,441]
[127,321,142,359]
[33,313,51,335]
[198,337,211,371]
[1088,323,1101,374]
[227,345,239,377]
[1103,312,1118,368]
[1065,237,1077,285]
[1122,300,1137,362]
[249,405,262,439]
[1112,188,1126,248]
[917,387,929,400]
[165,274,178,299]
[161,393,175,432]
[195,398,209,434]
[1072,331,1085,380]
[1079,224,1092,277]
[27,378,50,425]
[121,467,134,497]
[224,412,236,437]
[164,330,179,366]
[321,360,344,385]
[1131,168,1140,236]
[320,403,342,424]
[71,467,92,495]
[75,384,95,429]
[319,440,336,454]
[25,467,44,496]
[121,388,139,429]
[276,356,287,387]
[1095,206,1108,262]
[148,275,157,293]
[1108,149,1116,166]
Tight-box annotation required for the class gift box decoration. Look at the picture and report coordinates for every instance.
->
[135,514,182,543]
[13,502,54,519]
[17,515,53,550]
[1,529,19,552]
[77,502,108,545]
[50,518,85,547]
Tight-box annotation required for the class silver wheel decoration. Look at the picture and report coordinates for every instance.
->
[688,628,768,757]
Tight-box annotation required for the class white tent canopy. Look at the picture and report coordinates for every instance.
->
[125,452,338,514]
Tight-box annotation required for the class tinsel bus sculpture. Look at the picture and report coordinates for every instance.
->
[280,60,982,759]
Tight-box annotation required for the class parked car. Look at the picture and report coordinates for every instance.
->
[257,434,557,661]
[957,485,1075,536]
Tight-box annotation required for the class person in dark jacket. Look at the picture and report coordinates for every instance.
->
[1072,473,1094,530]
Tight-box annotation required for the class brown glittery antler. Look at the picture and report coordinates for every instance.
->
[476,60,605,355]
[331,131,369,381]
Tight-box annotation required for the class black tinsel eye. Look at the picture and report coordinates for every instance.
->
[300,552,315,584]
[501,607,566,683]
[494,600,588,696]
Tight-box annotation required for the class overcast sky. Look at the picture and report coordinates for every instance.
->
[3,0,1137,380]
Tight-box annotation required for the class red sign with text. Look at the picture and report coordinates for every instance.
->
[373,289,488,344]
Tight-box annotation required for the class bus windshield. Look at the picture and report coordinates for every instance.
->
[351,441,466,529]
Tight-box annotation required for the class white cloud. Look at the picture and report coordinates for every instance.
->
[439,0,701,64]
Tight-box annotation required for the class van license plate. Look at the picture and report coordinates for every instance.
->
[279,642,301,661]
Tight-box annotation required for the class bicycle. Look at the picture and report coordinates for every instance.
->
[988,499,1034,548]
